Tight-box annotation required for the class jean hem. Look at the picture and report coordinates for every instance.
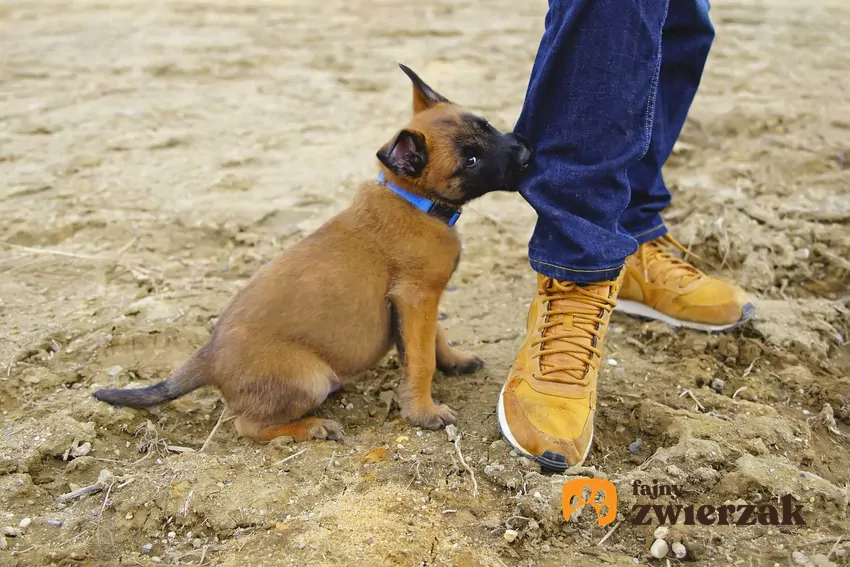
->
[630,223,669,245]
[528,258,624,284]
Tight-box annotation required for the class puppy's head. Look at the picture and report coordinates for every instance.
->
[377,64,532,206]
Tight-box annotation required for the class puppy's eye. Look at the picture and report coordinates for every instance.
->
[464,156,478,168]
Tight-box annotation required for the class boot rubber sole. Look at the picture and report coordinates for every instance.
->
[615,300,755,332]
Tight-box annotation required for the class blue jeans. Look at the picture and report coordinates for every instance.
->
[516,0,714,283]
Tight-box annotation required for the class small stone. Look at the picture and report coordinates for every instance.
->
[395,436,409,444]
[18,518,32,530]
[125,512,134,520]
[653,526,668,540]
[484,464,505,475]
[650,538,669,559]
[71,442,92,458]
[835,548,846,558]
[362,447,387,464]
[167,551,179,564]
[345,403,354,410]
[445,424,459,442]
[711,378,725,393]
[0,537,6,550]
[192,539,202,549]
[140,543,153,553]
[672,542,687,559]
[107,365,123,377]
[1,527,22,537]
[167,531,176,539]
[627,439,643,454]
[666,465,683,477]
[792,551,808,566]
[503,529,519,543]
[47,519,62,527]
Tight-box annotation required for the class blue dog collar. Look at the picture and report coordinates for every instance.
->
[377,172,461,227]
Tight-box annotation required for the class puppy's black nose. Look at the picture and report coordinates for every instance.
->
[511,133,533,169]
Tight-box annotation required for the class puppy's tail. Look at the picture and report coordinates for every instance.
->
[93,346,211,408]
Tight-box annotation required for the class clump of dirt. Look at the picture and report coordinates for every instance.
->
[1,0,849,565]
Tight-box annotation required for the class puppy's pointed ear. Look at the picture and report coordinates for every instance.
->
[399,63,450,114]
[377,129,428,178]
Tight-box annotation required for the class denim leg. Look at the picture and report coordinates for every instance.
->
[515,0,669,284]
[622,0,715,243]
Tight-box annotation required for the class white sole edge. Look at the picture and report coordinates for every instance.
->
[497,382,594,468]
[615,299,753,332]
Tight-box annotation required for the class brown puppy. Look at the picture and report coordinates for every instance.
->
[93,65,532,442]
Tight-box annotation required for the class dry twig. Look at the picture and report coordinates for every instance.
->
[200,406,230,453]
[273,449,306,467]
[679,389,705,412]
[598,520,622,546]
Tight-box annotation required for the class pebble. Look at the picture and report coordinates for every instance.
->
[650,538,669,559]
[711,378,725,393]
[445,424,459,442]
[167,531,176,539]
[0,537,6,550]
[792,551,808,566]
[627,438,643,454]
[666,465,683,477]
[503,529,519,543]
[1,527,22,537]
[47,519,62,527]
[71,442,92,458]
[192,538,202,549]
[140,543,153,553]
[653,526,668,540]
[672,542,687,559]
[18,518,32,530]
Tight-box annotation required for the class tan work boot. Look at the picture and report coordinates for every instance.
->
[616,234,754,331]
[498,271,623,471]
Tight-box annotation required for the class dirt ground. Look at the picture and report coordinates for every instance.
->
[1,0,848,565]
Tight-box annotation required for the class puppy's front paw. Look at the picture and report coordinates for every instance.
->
[438,351,485,376]
[404,403,458,430]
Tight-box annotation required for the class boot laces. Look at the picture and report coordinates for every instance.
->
[639,234,704,287]
[531,277,617,384]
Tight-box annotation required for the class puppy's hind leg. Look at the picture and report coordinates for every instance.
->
[225,350,343,443]
[236,415,343,443]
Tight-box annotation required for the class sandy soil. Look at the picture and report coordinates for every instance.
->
[1,0,849,565]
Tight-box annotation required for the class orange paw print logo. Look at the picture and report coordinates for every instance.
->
[561,478,618,527]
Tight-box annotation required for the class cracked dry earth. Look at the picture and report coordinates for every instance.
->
[1,0,848,566]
